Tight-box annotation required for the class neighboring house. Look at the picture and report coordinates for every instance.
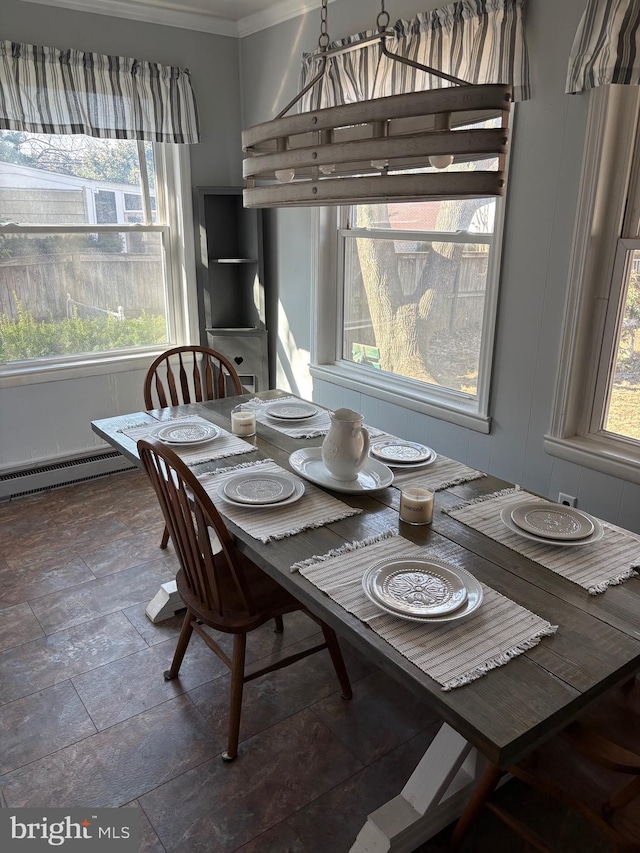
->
[0,161,152,226]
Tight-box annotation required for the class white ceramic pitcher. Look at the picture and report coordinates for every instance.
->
[321,408,370,481]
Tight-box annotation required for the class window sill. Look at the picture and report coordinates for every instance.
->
[310,362,491,434]
[544,433,640,485]
[0,350,163,389]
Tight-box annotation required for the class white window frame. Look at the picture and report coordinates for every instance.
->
[310,189,508,435]
[545,84,640,484]
[0,143,198,389]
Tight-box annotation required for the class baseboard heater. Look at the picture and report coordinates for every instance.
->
[0,451,137,501]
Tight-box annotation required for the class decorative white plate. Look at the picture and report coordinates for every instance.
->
[265,401,318,421]
[510,502,594,541]
[218,477,305,509]
[289,448,394,494]
[370,439,435,465]
[363,561,483,623]
[153,422,220,446]
[500,506,604,547]
[223,472,296,505]
[362,558,467,617]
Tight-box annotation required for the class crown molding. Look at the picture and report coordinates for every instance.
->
[18,0,336,37]
[238,0,334,38]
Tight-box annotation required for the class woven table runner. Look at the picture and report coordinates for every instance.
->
[292,533,557,691]
[390,453,486,492]
[198,458,361,543]
[246,397,384,440]
[443,488,640,595]
[120,416,256,466]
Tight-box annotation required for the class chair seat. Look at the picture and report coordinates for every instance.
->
[175,553,301,633]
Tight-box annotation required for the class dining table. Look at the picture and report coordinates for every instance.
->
[91,389,640,853]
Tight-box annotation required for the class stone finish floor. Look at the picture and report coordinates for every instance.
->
[0,471,626,852]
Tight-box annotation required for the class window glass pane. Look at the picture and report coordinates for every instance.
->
[0,232,169,362]
[603,249,640,441]
[0,132,156,225]
[343,200,494,396]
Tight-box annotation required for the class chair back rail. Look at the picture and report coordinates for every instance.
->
[144,345,242,409]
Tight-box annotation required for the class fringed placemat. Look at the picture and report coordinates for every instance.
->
[120,416,257,466]
[292,532,557,691]
[390,454,486,492]
[443,488,639,595]
[198,458,361,543]
[246,397,384,440]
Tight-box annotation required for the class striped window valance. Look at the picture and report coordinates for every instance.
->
[299,0,530,111]
[566,0,640,93]
[0,41,200,143]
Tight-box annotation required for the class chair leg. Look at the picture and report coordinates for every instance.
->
[274,615,284,633]
[160,524,170,550]
[164,610,194,680]
[320,623,352,700]
[222,633,247,762]
[450,762,504,851]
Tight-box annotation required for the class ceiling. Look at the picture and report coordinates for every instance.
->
[22,0,334,37]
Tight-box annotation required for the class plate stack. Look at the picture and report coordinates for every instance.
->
[370,438,436,469]
[152,422,220,446]
[362,557,483,623]
[219,471,304,508]
[264,401,318,422]
[500,501,603,547]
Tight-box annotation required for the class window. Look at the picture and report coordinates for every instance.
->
[546,85,640,481]
[312,123,507,433]
[0,131,194,378]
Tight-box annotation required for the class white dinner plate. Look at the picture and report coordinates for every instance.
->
[223,472,296,505]
[362,558,467,617]
[510,502,594,540]
[152,422,220,446]
[289,448,394,494]
[370,439,435,465]
[500,506,604,547]
[218,476,305,509]
[265,401,319,420]
[363,560,483,623]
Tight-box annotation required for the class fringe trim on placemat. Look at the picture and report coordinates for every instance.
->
[441,623,558,691]
[442,487,518,515]
[198,458,274,479]
[117,420,155,432]
[263,507,362,544]
[433,471,487,491]
[290,529,397,573]
[588,566,639,596]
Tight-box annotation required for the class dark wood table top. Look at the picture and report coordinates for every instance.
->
[92,390,640,769]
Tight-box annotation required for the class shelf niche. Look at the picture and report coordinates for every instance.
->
[196,187,266,333]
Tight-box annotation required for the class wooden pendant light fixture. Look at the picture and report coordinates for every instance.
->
[241,1,512,209]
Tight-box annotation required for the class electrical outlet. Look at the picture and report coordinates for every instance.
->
[558,493,577,507]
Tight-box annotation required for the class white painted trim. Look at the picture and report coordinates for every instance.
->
[19,0,337,37]
[19,0,240,36]
[310,363,492,433]
[238,0,337,37]
[547,85,640,480]
[0,350,159,388]
[544,434,640,485]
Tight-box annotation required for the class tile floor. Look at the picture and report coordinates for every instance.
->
[0,471,624,852]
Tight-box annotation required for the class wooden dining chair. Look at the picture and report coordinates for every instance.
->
[138,436,353,762]
[143,345,243,410]
[450,678,640,852]
[144,345,243,549]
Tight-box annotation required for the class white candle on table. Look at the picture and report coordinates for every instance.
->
[399,487,434,525]
[231,408,256,437]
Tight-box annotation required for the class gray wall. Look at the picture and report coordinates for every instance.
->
[239,0,640,532]
[0,0,243,472]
